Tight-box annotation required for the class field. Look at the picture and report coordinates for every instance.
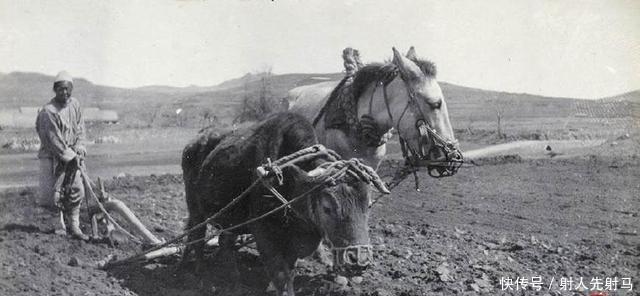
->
[1,146,638,295]
[1,72,639,295]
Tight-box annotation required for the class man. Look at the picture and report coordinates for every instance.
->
[35,71,89,240]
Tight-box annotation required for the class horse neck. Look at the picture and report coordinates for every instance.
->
[356,77,408,132]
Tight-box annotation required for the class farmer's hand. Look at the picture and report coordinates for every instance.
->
[53,191,62,209]
[73,145,87,158]
[67,185,82,201]
[66,155,83,171]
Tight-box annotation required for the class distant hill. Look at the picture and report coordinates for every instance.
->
[600,90,640,103]
[0,71,191,127]
[0,71,345,127]
[0,71,178,108]
[1,71,636,128]
[134,85,220,94]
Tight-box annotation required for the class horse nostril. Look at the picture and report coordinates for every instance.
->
[429,149,445,161]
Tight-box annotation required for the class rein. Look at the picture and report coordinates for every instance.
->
[311,64,464,185]
[381,71,463,178]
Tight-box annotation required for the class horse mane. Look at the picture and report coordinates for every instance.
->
[319,56,438,132]
[351,63,397,100]
[413,59,437,78]
[351,58,437,100]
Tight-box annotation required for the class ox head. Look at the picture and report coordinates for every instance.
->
[390,47,463,177]
[282,164,378,275]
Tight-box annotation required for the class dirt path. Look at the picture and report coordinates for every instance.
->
[462,139,606,159]
[0,150,182,189]
[1,154,638,295]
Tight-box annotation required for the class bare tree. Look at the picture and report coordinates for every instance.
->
[234,66,281,123]
[489,97,512,139]
[145,103,163,128]
[200,108,217,128]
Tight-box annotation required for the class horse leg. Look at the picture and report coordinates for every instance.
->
[373,143,388,171]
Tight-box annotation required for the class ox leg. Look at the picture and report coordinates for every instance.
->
[217,232,240,283]
[253,231,296,295]
[264,257,294,296]
[313,242,333,267]
[181,215,207,273]
[284,253,297,296]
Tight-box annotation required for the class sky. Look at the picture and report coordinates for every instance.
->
[1,0,639,99]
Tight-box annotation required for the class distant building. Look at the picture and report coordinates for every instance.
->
[84,107,119,123]
[0,107,118,128]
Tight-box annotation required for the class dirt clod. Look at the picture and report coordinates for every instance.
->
[67,256,80,267]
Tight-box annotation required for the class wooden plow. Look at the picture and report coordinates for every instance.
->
[79,168,244,268]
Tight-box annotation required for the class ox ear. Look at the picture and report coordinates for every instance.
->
[280,165,322,186]
[392,47,423,80]
[405,46,417,61]
[281,165,307,180]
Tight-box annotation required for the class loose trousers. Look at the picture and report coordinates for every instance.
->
[38,157,56,208]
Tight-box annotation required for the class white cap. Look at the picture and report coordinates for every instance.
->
[54,71,73,83]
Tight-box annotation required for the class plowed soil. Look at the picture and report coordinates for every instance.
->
[1,152,639,295]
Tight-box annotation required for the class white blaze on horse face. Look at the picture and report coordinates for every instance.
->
[415,79,456,144]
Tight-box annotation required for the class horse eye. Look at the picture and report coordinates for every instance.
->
[428,100,442,109]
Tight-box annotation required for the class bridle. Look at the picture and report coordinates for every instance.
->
[363,68,464,178]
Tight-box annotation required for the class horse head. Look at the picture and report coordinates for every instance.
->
[375,47,463,177]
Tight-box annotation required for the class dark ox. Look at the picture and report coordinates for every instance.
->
[182,112,374,295]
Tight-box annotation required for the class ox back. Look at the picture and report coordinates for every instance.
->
[182,112,324,261]
[182,112,373,295]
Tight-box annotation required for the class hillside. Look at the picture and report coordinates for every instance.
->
[0,71,636,130]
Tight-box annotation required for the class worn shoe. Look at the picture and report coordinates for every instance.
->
[65,207,89,241]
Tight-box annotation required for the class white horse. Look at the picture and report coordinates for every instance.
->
[288,47,462,178]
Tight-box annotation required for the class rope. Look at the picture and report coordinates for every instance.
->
[316,158,390,194]
[272,144,340,167]
[177,177,339,249]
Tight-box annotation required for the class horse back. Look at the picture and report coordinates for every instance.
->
[287,81,340,123]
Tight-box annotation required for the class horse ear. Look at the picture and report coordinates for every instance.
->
[392,47,423,80]
[392,47,405,67]
[406,46,417,61]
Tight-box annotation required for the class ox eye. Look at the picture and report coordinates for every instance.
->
[320,197,335,215]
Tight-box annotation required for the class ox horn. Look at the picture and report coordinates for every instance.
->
[307,167,327,177]
[372,178,391,195]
